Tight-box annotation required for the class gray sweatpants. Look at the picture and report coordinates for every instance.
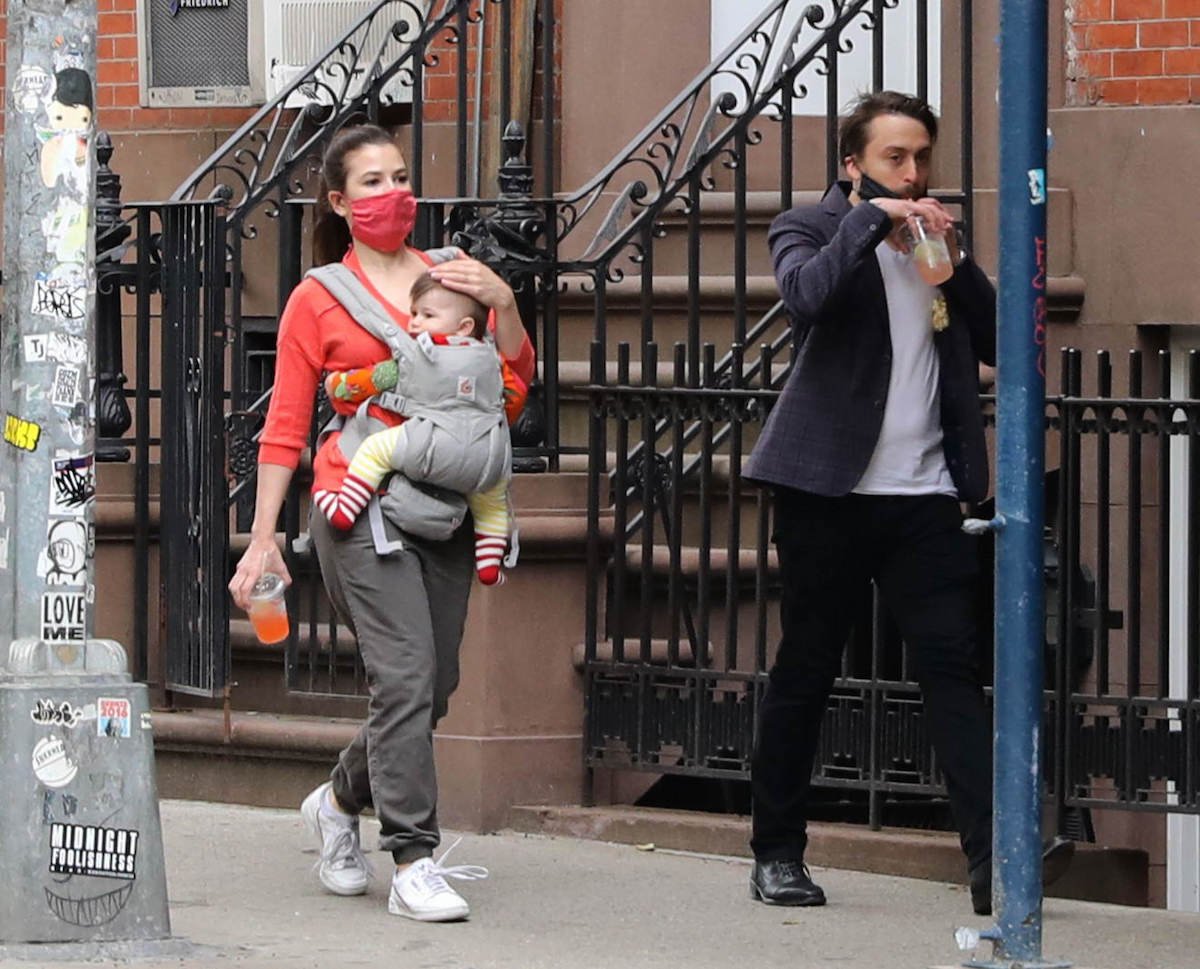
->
[308,508,474,864]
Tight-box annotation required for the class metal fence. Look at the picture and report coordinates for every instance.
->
[583,345,1200,823]
[92,197,228,695]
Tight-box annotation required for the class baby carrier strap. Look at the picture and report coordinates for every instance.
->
[306,263,411,358]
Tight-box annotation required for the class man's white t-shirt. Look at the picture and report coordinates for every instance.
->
[853,240,956,497]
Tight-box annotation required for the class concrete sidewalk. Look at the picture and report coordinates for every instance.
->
[7,800,1198,969]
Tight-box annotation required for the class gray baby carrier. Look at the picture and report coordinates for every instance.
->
[308,261,513,556]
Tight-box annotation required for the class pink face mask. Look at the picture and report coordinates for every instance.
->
[347,188,418,252]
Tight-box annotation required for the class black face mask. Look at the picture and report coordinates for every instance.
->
[855,170,902,201]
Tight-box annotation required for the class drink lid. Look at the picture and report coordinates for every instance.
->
[249,572,285,600]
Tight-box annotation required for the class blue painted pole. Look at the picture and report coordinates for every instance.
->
[982,0,1060,965]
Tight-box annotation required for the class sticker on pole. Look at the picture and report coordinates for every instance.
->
[31,698,85,728]
[38,520,88,586]
[1027,168,1046,206]
[48,822,139,880]
[4,413,42,452]
[41,591,85,643]
[97,698,132,738]
[32,736,78,789]
[49,452,95,515]
[30,272,87,323]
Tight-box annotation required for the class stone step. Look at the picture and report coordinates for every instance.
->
[505,804,1148,907]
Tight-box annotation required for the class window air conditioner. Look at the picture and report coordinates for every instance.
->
[263,0,428,109]
[139,0,266,108]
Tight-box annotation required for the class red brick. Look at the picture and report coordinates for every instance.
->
[99,12,135,34]
[424,74,462,102]
[98,59,138,85]
[422,101,456,122]
[95,84,117,108]
[1165,0,1200,14]
[1139,20,1191,45]
[206,107,257,128]
[1192,19,1200,43]
[1097,77,1141,101]
[97,36,115,59]
[1074,0,1113,19]
[1164,47,1200,72]
[1137,76,1191,100]
[1075,50,1114,76]
[110,84,141,107]
[1086,22,1139,48]
[128,108,175,130]
[113,35,139,60]
[1113,0,1163,16]
[1112,48,1165,73]
[98,108,134,130]
[1191,76,1200,98]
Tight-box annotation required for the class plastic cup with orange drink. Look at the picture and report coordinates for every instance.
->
[904,215,954,286]
[247,571,290,644]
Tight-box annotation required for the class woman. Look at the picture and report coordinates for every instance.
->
[228,124,535,922]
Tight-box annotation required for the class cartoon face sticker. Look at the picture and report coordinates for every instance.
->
[48,68,93,132]
[38,519,88,586]
[40,69,94,191]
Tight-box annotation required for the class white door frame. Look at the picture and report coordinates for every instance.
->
[1167,328,1199,913]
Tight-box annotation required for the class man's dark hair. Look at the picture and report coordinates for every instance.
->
[838,91,938,162]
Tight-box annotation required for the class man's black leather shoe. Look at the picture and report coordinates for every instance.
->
[969,837,1077,916]
[750,860,827,907]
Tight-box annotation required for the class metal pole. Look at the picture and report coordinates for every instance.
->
[961,1,1068,967]
[1,0,106,658]
[0,0,169,947]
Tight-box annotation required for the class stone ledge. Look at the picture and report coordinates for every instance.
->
[505,804,1149,907]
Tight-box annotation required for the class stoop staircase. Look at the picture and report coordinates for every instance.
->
[133,0,1119,895]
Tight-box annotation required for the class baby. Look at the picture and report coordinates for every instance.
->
[315,273,521,585]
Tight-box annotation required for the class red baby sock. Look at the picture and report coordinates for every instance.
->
[314,474,375,531]
[474,534,507,585]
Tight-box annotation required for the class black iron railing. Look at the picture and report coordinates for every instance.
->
[1056,348,1200,814]
[583,346,1200,822]
[92,195,228,696]
[195,0,974,698]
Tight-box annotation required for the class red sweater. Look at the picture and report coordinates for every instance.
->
[258,248,537,494]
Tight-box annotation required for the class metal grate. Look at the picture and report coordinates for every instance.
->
[149,1,250,88]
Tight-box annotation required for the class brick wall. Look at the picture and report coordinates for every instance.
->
[0,0,257,133]
[1068,0,1200,105]
[1,1,562,133]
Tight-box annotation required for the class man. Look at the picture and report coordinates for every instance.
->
[743,91,998,913]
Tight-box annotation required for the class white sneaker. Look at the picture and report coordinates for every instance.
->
[300,782,371,896]
[388,839,488,922]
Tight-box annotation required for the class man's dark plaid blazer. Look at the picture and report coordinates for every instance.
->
[744,182,997,504]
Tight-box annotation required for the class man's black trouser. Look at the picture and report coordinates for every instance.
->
[750,488,993,873]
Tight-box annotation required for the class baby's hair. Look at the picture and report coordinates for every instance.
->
[410,271,488,340]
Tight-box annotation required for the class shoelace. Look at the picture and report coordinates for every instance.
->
[323,824,373,876]
[774,860,810,881]
[413,838,489,894]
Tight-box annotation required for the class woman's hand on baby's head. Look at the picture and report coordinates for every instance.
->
[429,257,515,312]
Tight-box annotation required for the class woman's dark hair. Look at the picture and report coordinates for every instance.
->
[312,124,402,266]
[838,91,938,164]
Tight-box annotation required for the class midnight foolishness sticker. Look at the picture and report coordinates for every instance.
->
[48,822,139,880]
